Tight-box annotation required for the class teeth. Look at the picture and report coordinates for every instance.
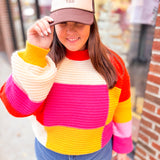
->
[68,38,78,41]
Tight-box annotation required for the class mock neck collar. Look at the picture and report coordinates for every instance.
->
[66,49,90,61]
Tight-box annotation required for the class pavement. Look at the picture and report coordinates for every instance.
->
[0,52,36,160]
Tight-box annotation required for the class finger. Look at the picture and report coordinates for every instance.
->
[34,25,44,37]
[117,154,126,160]
[43,16,54,23]
[41,19,52,34]
[43,17,55,33]
[27,24,43,38]
[36,20,49,36]
[43,16,55,27]
[38,18,54,36]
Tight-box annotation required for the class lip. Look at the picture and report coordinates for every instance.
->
[67,37,80,43]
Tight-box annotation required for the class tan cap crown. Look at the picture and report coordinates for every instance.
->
[51,0,94,12]
[50,0,95,25]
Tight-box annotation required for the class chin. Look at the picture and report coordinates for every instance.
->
[67,46,86,51]
[66,47,80,51]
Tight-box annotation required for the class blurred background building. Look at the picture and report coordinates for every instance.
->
[0,0,160,160]
[0,0,48,59]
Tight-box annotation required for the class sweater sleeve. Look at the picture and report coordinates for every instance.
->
[112,59,133,154]
[0,41,57,117]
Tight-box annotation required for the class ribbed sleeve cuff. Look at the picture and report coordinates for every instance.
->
[18,41,50,67]
[112,135,133,154]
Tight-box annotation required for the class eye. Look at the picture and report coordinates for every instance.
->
[58,22,67,27]
[75,22,84,27]
[61,22,67,25]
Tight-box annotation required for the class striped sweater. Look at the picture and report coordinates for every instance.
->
[0,42,133,155]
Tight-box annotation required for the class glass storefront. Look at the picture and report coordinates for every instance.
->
[10,0,38,48]
[10,0,53,49]
[96,0,131,63]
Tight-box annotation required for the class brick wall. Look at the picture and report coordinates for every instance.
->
[134,4,160,160]
[0,0,15,60]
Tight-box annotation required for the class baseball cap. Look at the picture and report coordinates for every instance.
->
[50,0,95,25]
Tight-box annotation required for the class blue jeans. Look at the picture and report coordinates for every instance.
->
[35,138,112,160]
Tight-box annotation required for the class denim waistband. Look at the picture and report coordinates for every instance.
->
[35,138,112,160]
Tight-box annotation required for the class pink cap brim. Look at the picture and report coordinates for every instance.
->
[50,8,94,25]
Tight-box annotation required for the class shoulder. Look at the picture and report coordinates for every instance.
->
[107,48,126,77]
[106,48,130,90]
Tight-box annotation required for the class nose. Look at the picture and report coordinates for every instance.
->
[66,22,76,33]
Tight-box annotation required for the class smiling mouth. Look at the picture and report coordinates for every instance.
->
[67,37,80,42]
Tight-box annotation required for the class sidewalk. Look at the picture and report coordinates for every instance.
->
[0,52,36,160]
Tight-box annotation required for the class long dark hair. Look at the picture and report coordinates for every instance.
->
[48,17,118,89]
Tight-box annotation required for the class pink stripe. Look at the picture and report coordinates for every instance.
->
[113,120,132,138]
[5,76,43,115]
[101,122,113,148]
[113,135,133,153]
[40,83,109,128]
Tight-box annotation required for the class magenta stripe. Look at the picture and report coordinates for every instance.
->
[113,120,132,138]
[113,135,133,153]
[41,83,109,128]
[101,122,113,148]
[5,75,43,115]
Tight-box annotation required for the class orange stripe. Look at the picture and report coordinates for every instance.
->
[18,41,49,67]
[113,98,132,123]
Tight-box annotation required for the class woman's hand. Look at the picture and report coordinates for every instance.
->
[27,16,54,49]
[112,152,127,160]
[116,154,127,160]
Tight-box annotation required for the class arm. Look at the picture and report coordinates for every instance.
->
[112,64,133,155]
[0,17,56,117]
[0,42,56,117]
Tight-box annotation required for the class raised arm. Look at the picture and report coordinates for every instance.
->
[0,17,57,117]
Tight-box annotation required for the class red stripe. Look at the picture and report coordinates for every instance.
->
[66,49,90,60]
[110,49,131,102]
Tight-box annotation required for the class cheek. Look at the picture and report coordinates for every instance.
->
[82,28,90,42]
[55,26,64,41]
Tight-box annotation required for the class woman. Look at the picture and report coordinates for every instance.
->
[0,0,133,159]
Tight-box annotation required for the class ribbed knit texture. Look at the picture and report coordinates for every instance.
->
[0,42,133,155]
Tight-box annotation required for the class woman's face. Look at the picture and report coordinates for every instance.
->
[55,22,90,51]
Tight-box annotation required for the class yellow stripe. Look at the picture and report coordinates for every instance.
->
[106,87,121,124]
[113,98,132,123]
[18,41,50,67]
[45,126,104,155]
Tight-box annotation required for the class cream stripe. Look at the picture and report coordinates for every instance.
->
[12,52,57,102]
[30,116,47,146]
[55,57,106,85]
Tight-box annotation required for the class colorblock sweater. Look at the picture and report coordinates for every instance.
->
[0,42,133,155]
